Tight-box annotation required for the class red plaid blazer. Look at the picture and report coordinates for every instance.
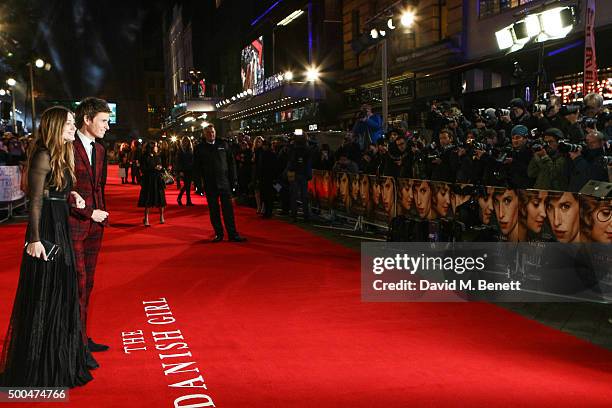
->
[69,135,108,240]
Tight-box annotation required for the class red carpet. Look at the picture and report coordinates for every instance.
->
[2,166,612,407]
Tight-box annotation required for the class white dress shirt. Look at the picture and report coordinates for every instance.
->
[77,130,95,165]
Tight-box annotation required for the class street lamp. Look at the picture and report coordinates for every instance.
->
[305,67,320,82]
[5,78,18,131]
[28,58,52,130]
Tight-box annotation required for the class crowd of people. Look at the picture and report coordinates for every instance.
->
[0,131,30,166]
[100,92,612,227]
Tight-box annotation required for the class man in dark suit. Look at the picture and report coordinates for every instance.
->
[193,125,246,242]
[69,97,111,369]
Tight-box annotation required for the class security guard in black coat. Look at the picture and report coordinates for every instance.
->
[193,125,246,242]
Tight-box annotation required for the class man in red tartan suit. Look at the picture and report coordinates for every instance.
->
[69,97,111,370]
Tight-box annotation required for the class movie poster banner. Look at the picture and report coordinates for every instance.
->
[312,170,334,210]
[366,175,396,224]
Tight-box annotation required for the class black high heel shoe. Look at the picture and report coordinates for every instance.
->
[177,197,183,206]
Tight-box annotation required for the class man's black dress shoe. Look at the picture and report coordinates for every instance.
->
[212,235,224,243]
[86,352,99,370]
[88,337,109,352]
[229,235,247,242]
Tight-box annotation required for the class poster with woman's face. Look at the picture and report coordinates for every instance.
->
[518,190,554,242]
[354,174,373,218]
[370,176,395,223]
[413,180,434,220]
[431,182,452,219]
[478,187,496,226]
[493,188,520,242]
[545,191,581,243]
[348,173,364,216]
[335,172,350,213]
[397,178,415,217]
[580,196,612,243]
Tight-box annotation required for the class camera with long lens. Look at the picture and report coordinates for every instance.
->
[528,138,546,152]
[578,117,598,130]
[496,108,510,118]
[558,139,585,153]
[495,145,513,162]
[600,156,612,166]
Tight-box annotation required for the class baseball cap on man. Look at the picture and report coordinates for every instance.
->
[511,125,529,137]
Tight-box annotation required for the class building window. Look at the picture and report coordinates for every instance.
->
[479,0,538,18]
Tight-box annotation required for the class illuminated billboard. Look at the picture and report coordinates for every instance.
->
[241,36,264,92]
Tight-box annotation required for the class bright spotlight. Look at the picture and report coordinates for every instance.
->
[400,10,415,28]
[284,71,294,81]
[171,136,178,142]
[370,28,379,39]
[35,58,44,68]
[138,138,143,143]
[247,88,253,94]
[6,78,16,87]
[380,30,386,37]
[387,18,396,30]
[0,89,6,96]
[540,7,574,39]
[495,26,514,50]
[305,67,320,82]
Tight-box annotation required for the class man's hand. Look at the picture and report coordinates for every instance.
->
[70,191,85,209]
[500,115,511,123]
[26,241,47,260]
[536,149,547,158]
[569,150,582,160]
[91,209,109,223]
[474,149,486,159]
[457,148,466,157]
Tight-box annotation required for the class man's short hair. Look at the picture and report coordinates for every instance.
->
[584,92,604,110]
[75,97,111,128]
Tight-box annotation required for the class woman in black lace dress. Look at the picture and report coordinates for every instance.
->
[0,106,92,387]
[138,141,166,226]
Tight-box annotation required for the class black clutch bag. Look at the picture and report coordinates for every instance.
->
[24,239,61,262]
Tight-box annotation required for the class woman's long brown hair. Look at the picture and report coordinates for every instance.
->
[27,106,76,190]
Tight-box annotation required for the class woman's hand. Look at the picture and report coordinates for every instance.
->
[71,191,86,209]
[26,241,47,260]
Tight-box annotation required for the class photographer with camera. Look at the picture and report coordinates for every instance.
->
[527,128,568,190]
[502,125,534,189]
[558,105,585,143]
[352,104,383,150]
[498,99,540,139]
[564,129,608,192]
[583,92,607,131]
[383,134,413,178]
[429,128,457,183]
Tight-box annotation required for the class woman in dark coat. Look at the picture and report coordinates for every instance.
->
[175,136,194,206]
[118,142,130,184]
[138,141,166,226]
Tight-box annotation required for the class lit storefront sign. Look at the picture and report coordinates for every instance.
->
[554,76,612,103]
